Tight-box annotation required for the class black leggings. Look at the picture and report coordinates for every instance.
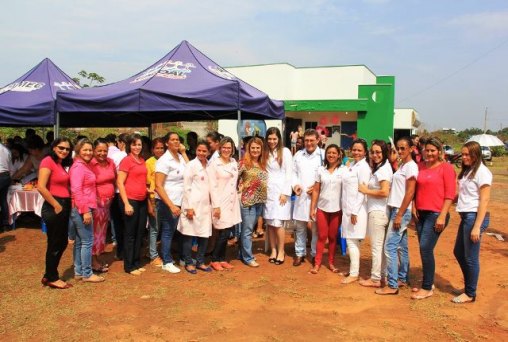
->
[211,227,233,262]
[42,197,71,282]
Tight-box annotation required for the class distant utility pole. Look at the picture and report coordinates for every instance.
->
[483,107,488,133]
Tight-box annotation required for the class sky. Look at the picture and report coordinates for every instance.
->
[1,0,507,131]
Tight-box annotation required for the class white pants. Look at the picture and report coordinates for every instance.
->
[346,238,361,277]
[368,210,389,281]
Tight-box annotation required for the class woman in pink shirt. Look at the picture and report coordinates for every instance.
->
[90,138,116,272]
[412,137,456,300]
[69,139,104,283]
[39,138,73,289]
[117,133,148,276]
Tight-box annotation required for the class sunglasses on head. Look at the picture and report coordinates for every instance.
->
[56,145,71,152]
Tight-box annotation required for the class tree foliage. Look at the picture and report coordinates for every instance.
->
[73,70,105,88]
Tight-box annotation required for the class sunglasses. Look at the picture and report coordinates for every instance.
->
[396,146,407,151]
[56,146,71,152]
[370,150,382,154]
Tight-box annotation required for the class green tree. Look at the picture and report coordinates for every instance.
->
[73,70,106,88]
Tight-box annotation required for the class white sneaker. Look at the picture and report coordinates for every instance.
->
[162,262,181,274]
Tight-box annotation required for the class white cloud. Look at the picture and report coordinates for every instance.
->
[447,11,508,36]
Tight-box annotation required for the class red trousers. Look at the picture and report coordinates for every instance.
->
[315,209,342,267]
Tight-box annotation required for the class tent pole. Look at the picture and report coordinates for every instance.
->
[237,110,242,159]
[54,112,60,138]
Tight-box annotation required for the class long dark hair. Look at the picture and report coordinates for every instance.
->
[324,144,342,170]
[370,139,389,173]
[265,127,284,167]
[49,137,73,167]
[458,141,484,180]
[10,144,26,164]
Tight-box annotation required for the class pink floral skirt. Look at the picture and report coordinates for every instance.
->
[92,196,113,256]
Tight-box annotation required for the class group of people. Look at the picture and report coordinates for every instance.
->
[0,127,492,304]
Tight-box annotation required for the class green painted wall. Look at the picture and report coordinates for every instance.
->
[357,76,395,144]
[283,75,395,146]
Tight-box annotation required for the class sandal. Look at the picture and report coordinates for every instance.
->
[328,266,340,274]
[308,266,320,274]
[451,293,475,304]
[411,290,433,300]
[196,265,212,272]
[92,265,109,273]
[184,265,197,275]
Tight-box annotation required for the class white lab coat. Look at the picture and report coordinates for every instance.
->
[208,157,242,229]
[341,158,371,239]
[264,148,293,220]
[178,158,212,238]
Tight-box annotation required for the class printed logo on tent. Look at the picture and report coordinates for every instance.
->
[0,81,45,95]
[53,81,80,91]
[131,60,196,83]
[208,66,236,80]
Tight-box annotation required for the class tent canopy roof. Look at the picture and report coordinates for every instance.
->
[0,58,79,126]
[57,40,284,127]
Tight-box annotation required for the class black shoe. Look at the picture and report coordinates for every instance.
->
[293,256,304,267]
[275,258,285,265]
[268,258,276,263]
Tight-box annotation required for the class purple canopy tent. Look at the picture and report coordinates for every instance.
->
[56,40,284,129]
[0,58,79,126]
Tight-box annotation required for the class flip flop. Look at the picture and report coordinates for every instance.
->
[451,295,475,304]
[411,291,433,300]
[375,288,399,295]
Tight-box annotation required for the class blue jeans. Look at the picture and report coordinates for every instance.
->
[239,204,263,264]
[148,206,159,260]
[70,208,94,278]
[384,208,411,289]
[416,210,450,290]
[157,199,179,264]
[454,212,490,298]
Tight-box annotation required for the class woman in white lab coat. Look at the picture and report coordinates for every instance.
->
[341,138,372,284]
[178,140,213,274]
[263,127,292,265]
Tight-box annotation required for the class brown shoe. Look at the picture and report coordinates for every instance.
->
[293,256,305,267]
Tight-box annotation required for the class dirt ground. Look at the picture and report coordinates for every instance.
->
[1,175,507,341]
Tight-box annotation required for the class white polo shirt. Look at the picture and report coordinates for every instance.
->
[292,147,324,221]
[367,161,393,213]
[387,160,418,209]
[315,165,345,213]
[457,164,492,212]
[155,150,186,205]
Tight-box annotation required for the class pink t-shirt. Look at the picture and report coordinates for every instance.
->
[416,162,456,212]
[90,158,116,199]
[119,154,147,201]
[39,156,70,198]
[70,158,97,214]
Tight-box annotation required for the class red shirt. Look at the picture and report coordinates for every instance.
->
[119,154,147,201]
[39,156,70,198]
[416,162,456,212]
[91,157,116,199]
